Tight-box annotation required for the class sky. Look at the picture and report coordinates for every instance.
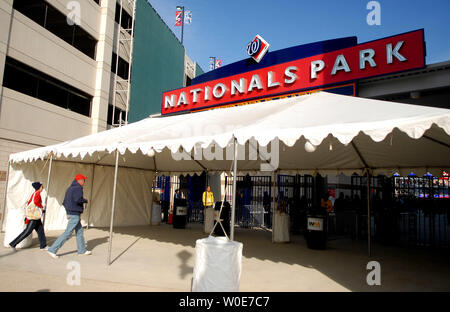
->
[147,0,450,72]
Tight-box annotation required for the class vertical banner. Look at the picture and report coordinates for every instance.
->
[175,10,183,26]
[215,59,222,68]
[185,10,192,24]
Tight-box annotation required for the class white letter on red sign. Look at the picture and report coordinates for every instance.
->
[177,92,188,106]
[360,49,377,69]
[331,54,351,75]
[164,94,176,108]
[310,60,325,79]
[190,88,202,103]
[213,83,227,98]
[267,71,280,88]
[386,41,407,64]
[284,66,298,84]
[231,78,246,95]
[204,86,211,101]
[248,74,263,92]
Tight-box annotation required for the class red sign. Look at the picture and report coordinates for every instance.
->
[162,30,424,115]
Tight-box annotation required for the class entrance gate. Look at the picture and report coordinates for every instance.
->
[225,175,272,229]
[349,174,450,248]
[277,175,313,234]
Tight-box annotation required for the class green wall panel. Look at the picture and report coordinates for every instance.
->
[129,0,185,122]
[196,63,204,76]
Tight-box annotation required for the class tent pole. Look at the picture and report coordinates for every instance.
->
[367,171,371,257]
[230,137,238,241]
[42,154,53,228]
[87,164,96,230]
[271,170,277,242]
[108,150,120,265]
[0,160,11,232]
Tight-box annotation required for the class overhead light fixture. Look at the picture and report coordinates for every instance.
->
[304,141,316,153]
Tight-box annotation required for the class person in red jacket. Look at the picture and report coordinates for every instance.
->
[9,182,47,251]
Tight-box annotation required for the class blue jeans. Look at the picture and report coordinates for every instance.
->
[49,214,86,254]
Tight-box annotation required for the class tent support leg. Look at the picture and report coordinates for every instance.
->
[230,138,238,241]
[42,154,54,228]
[0,161,11,232]
[87,164,96,230]
[271,171,277,242]
[108,150,120,265]
[367,172,371,257]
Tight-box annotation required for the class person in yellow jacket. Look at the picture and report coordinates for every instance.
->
[202,186,215,208]
[202,186,215,233]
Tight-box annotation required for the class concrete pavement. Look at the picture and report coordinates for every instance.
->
[1,223,449,292]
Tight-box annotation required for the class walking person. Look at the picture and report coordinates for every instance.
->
[47,174,91,259]
[9,182,47,251]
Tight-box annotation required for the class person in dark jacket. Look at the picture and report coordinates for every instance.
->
[9,182,47,251]
[47,174,91,258]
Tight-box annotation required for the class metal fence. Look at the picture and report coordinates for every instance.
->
[346,174,450,248]
[225,175,273,229]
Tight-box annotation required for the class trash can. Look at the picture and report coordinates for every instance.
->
[173,198,188,229]
[306,214,328,249]
[213,201,230,237]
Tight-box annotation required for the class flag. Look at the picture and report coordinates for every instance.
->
[184,10,192,24]
[175,10,183,26]
[215,59,222,68]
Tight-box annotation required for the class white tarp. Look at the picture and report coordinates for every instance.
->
[8,92,450,177]
[192,236,243,292]
[2,160,153,235]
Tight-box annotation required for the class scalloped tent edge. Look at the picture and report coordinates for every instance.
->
[2,92,450,263]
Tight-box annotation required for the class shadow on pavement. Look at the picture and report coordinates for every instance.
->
[93,223,450,292]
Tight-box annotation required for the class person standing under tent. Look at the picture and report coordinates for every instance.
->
[202,186,215,234]
[9,182,47,251]
[47,174,91,259]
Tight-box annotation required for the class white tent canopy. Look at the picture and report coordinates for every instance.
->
[9,92,450,176]
[3,92,450,262]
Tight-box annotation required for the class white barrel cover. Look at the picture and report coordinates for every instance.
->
[203,208,215,234]
[151,204,161,225]
[192,236,243,292]
[3,207,32,248]
[273,211,290,243]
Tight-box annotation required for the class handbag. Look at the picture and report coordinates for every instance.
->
[25,192,42,220]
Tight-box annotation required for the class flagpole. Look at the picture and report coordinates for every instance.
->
[181,6,184,44]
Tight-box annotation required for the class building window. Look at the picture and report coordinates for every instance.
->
[107,104,125,125]
[115,2,133,35]
[2,57,92,117]
[111,52,130,80]
[92,0,100,5]
[13,0,97,59]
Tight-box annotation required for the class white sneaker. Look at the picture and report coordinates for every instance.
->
[47,251,59,259]
[79,250,92,255]
[41,246,49,251]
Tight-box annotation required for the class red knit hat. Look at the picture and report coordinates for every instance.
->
[75,174,87,181]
